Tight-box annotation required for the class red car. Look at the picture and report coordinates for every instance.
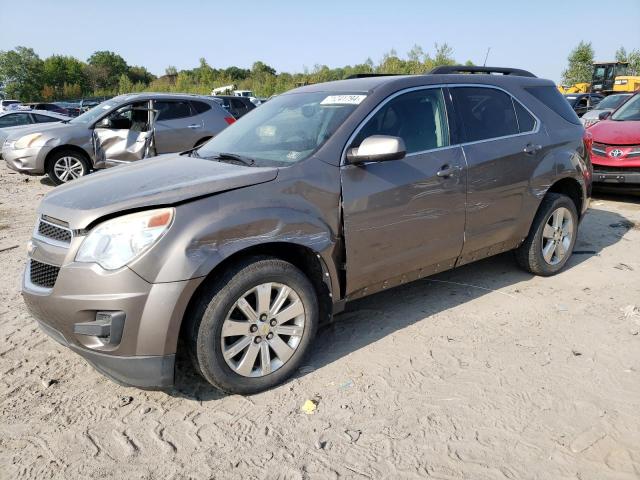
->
[588,91,640,189]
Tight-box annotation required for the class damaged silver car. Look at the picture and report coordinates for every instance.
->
[3,93,235,184]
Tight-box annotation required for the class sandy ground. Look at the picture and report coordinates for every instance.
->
[1,163,639,480]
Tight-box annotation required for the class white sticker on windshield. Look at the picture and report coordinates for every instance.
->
[320,95,367,105]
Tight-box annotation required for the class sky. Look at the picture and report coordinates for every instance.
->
[1,0,639,83]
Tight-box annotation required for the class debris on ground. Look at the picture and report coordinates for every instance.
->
[118,396,134,407]
[301,399,318,415]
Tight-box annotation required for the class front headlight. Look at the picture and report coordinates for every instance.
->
[14,133,43,150]
[76,208,174,270]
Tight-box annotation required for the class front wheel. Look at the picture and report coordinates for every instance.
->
[46,150,91,185]
[516,193,579,276]
[186,257,318,394]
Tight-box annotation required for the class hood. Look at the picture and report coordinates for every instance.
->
[590,120,640,145]
[4,120,80,141]
[39,154,279,229]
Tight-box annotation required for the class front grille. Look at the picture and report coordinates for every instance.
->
[36,217,72,244]
[29,260,60,289]
[594,165,640,174]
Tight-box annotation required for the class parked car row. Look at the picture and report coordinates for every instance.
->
[20,66,594,393]
[0,110,71,156]
[2,93,235,184]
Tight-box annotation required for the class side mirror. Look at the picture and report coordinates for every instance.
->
[598,111,611,120]
[346,135,406,164]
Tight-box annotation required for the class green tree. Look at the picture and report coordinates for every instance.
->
[128,65,155,85]
[117,73,133,94]
[43,55,89,96]
[562,41,594,85]
[615,46,628,63]
[0,46,44,100]
[433,43,455,66]
[87,50,128,90]
[628,49,640,75]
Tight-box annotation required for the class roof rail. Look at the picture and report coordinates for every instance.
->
[345,73,404,79]
[429,65,537,78]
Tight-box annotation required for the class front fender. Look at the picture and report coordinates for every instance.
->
[127,166,342,298]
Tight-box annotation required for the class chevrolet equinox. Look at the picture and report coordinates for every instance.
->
[22,66,592,394]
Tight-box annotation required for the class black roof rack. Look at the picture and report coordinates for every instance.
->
[429,66,537,78]
[345,73,404,79]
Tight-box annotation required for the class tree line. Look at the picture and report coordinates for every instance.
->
[0,44,461,102]
[2,42,639,102]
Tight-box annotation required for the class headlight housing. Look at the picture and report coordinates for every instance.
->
[14,133,43,150]
[76,208,174,270]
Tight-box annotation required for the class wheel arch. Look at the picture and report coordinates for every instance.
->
[178,242,335,351]
[546,176,585,218]
[44,144,92,172]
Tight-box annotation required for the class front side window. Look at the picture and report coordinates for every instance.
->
[154,101,193,121]
[102,101,150,131]
[0,113,31,127]
[452,87,518,142]
[353,88,450,154]
[196,91,363,166]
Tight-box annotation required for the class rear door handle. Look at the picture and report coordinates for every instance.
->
[436,165,459,178]
[188,124,201,129]
[524,143,542,154]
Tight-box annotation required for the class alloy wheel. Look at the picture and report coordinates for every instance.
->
[541,207,573,265]
[53,156,85,182]
[220,282,306,377]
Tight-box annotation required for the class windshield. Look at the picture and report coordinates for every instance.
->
[596,94,630,110]
[69,99,114,124]
[196,92,365,166]
[610,94,640,121]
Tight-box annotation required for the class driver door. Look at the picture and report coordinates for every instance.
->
[340,87,467,296]
[93,101,156,167]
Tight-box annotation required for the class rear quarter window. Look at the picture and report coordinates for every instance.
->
[191,101,212,114]
[527,86,581,125]
[513,100,536,132]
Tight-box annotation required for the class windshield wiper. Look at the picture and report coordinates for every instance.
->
[206,152,255,166]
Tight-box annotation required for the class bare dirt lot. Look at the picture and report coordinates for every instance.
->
[1,164,639,480]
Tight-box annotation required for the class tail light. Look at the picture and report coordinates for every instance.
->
[224,117,236,125]
[583,130,593,152]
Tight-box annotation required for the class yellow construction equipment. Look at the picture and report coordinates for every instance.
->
[558,61,640,95]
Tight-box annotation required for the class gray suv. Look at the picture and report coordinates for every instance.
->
[3,93,234,184]
[21,67,591,394]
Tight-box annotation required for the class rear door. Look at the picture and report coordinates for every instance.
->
[153,100,201,152]
[450,85,546,264]
[341,87,467,295]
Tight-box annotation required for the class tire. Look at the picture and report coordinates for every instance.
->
[46,149,91,185]
[515,193,579,276]
[185,256,318,394]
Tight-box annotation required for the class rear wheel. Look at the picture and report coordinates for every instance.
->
[46,150,90,185]
[516,193,578,276]
[185,257,318,394]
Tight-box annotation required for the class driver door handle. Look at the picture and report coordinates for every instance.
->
[188,124,201,129]
[524,143,542,154]
[436,165,459,178]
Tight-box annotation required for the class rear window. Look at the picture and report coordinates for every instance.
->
[191,101,212,114]
[529,87,581,125]
[451,87,518,142]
